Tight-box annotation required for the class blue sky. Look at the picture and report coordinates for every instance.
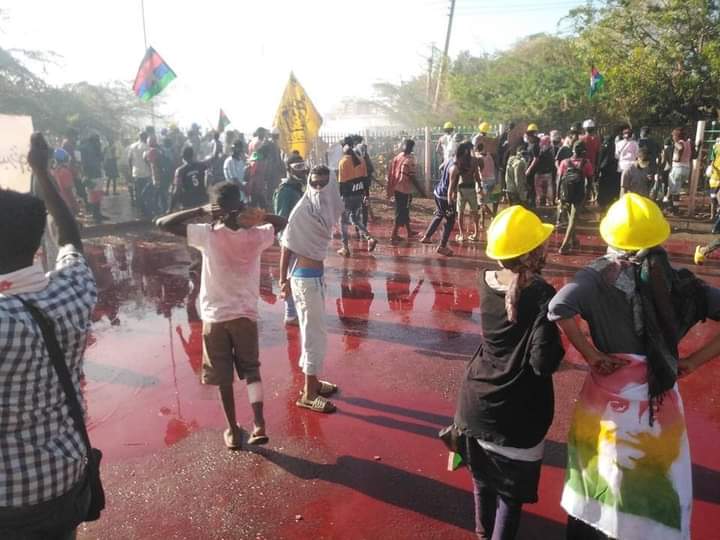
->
[1,0,583,130]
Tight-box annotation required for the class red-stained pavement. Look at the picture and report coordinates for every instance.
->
[76,217,720,540]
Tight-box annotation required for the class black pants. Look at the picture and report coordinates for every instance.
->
[423,195,456,247]
[394,191,411,226]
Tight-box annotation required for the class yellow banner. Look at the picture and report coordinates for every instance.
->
[273,73,322,160]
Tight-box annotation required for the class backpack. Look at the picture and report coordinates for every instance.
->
[559,159,586,204]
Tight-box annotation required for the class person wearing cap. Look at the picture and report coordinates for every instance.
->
[454,206,564,540]
[615,125,639,175]
[557,140,594,254]
[224,140,248,201]
[549,193,720,540]
[437,122,458,167]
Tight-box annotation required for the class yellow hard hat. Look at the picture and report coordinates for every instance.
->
[443,121,455,130]
[599,193,670,251]
[526,123,539,133]
[478,121,491,133]
[486,206,554,260]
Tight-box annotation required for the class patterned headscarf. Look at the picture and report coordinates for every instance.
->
[501,245,547,323]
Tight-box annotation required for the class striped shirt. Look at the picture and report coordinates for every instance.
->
[0,247,97,507]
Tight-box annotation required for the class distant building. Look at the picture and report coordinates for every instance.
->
[322,98,400,133]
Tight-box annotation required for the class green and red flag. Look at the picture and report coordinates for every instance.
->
[217,109,231,132]
[133,47,176,102]
[589,65,605,98]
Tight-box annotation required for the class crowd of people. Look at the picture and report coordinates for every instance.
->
[2,120,720,540]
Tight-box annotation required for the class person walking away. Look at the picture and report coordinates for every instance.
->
[454,205,564,540]
[356,141,375,230]
[156,137,176,213]
[437,122,458,170]
[156,182,287,448]
[615,126,639,179]
[337,140,377,257]
[128,131,151,215]
[496,121,516,188]
[0,133,98,539]
[557,141,593,255]
[654,137,674,208]
[142,135,164,218]
[103,138,119,196]
[621,147,653,197]
[52,148,80,215]
[580,119,601,201]
[224,140,248,202]
[206,130,225,186]
[548,193,720,540]
[505,144,528,206]
[419,142,467,256]
[523,124,541,208]
[279,165,345,413]
[79,133,106,222]
[170,147,209,211]
[61,127,87,208]
[637,126,660,181]
[274,154,309,326]
[597,135,619,210]
[666,127,692,215]
[477,142,500,226]
[533,135,556,207]
[386,139,423,242]
[454,141,481,243]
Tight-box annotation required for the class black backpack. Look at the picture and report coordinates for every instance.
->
[559,158,587,204]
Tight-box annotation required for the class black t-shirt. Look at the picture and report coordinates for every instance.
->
[175,161,208,208]
[638,137,660,174]
[536,147,556,174]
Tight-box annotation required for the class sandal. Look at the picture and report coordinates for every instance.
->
[223,426,242,450]
[247,427,269,446]
[296,395,336,414]
[318,380,339,397]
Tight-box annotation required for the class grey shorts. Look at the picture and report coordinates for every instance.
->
[668,166,689,195]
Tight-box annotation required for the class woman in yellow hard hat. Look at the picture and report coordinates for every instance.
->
[453,206,564,540]
[548,193,720,540]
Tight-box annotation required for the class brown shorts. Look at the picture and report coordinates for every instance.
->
[201,318,260,386]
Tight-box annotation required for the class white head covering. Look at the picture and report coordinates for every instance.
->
[281,173,344,261]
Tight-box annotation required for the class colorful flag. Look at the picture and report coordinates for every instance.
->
[589,66,605,98]
[273,72,322,159]
[217,109,231,133]
[132,47,177,102]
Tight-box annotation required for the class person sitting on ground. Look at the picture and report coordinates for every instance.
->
[557,140,594,255]
[386,139,424,242]
[337,138,377,257]
[0,133,97,539]
[621,146,653,197]
[279,165,345,413]
[454,206,564,540]
[419,141,467,256]
[156,182,287,449]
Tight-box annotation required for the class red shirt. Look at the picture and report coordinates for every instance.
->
[580,134,601,169]
[387,152,416,194]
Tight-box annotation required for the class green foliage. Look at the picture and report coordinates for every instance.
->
[377,0,720,129]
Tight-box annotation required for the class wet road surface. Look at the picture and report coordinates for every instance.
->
[77,221,720,539]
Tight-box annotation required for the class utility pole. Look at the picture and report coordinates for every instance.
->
[426,44,434,102]
[433,0,456,112]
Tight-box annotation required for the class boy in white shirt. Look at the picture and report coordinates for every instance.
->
[156,182,286,449]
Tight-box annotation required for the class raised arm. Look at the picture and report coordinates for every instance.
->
[28,133,83,252]
[155,206,209,237]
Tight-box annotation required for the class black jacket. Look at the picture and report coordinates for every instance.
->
[454,275,564,448]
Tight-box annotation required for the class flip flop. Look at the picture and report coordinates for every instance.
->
[296,395,336,414]
[247,429,269,446]
[318,380,339,397]
[223,426,242,450]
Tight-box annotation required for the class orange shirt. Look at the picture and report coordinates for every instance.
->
[387,152,417,194]
[338,154,367,183]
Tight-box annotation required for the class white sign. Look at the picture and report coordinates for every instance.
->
[0,114,35,193]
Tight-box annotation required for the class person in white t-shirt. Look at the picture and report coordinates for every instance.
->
[156,182,286,449]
